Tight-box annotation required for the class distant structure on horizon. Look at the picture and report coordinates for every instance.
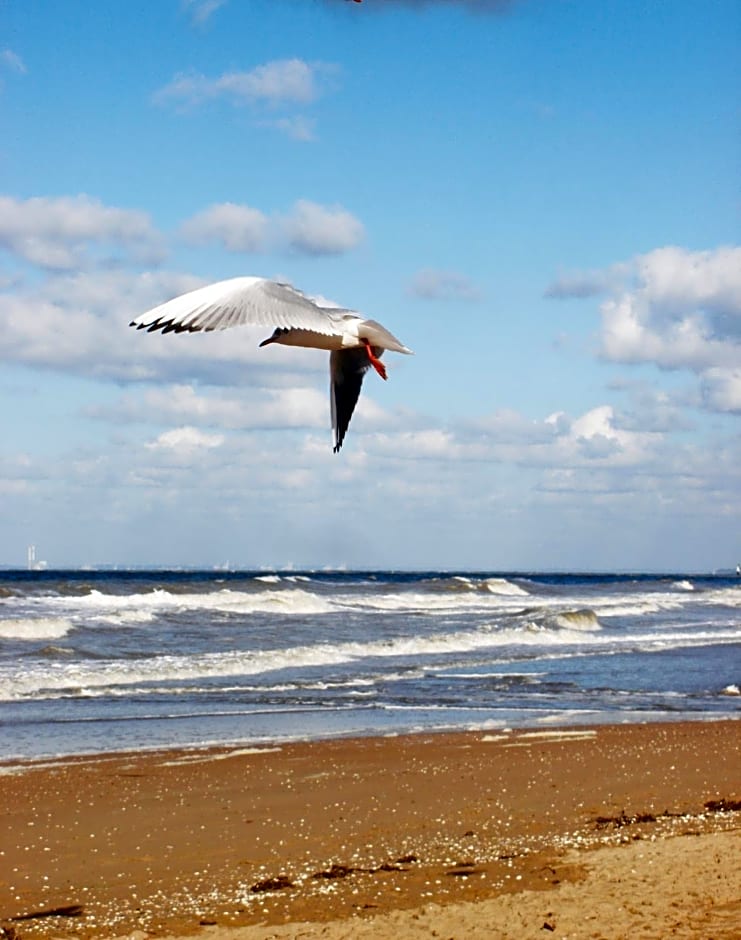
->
[27,545,48,571]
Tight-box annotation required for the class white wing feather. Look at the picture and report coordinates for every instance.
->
[130,276,345,336]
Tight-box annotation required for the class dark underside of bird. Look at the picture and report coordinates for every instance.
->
[129,276,412,453]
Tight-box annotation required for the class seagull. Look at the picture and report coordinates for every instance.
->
[129,276,413,453]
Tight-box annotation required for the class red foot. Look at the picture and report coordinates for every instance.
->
[363,339,387,380]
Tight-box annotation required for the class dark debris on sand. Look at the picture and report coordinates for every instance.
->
[10,904,85,921]
[704,798,741,813]
[250,875,294,893]
[594,798,741,830]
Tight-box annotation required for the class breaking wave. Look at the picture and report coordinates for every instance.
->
[552,609,600,630]
[0,617,74,641]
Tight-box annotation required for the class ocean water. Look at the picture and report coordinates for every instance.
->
[0,570,739,760]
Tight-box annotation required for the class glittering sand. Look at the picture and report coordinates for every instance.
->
[1,721,739,939]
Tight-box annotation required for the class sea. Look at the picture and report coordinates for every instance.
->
[1,570,739,761]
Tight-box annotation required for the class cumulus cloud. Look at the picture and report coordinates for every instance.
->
[0,192,363,275]
[179,199,364,256]
[548,245,741,415]
[154,59,332,109]
[0,195,165,270]
[282,200,365,256]
[0,192,364,386]
[567,405,642,463]
[180,203,268,253]
[460,404,660,472]
[598,246,741,373]
[0,268,202,380]
[700,368,741,414]
[605,380,692,433]
[105,383,329,431]
[409,268,480,302]
[0,265,337,387]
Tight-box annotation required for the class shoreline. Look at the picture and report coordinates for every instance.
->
[1,719,739,939]
[2,709,739,768]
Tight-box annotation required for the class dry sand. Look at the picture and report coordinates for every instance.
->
[0,720,739,940]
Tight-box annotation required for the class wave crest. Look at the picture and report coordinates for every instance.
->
[483,578,530,596]
[552,608,600,631]
[0,617,74,641]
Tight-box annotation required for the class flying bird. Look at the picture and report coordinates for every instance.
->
[130,276,412,453]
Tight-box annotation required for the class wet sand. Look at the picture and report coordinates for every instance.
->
[1,720,739,939]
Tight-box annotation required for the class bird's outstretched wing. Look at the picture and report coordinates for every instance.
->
[331,347,380,452]
[129,276,345,337]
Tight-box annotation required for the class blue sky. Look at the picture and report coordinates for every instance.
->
[1,0,739,570]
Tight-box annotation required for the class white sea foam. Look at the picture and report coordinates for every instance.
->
[30,586,336,618]
[13,577,728,628]
[701,586,741,607]
[596,601,664,617]
[673,580,695,591]
[0,618,617,702]
[0,617,74,641]
[503,729,599,745]
[594,584,740,618]
[337,590,530,613]
[161,747,282,766]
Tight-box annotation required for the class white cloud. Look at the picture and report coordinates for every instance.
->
[282,199,365,256]
[598,246,741,375]
[408,268,481,302]
[548,245,741,415]
[0,268,218,380]
[178,199,364,257]
[153,59,337,139]
[0,195,165,270]
[605,380,692,433]
[107,384,329,431]
[180,203,268,253]
[154,59,331,109]
[0,266,333,385]
[461,404,659,471]
[700,368,741,414]
[146,426,224,456]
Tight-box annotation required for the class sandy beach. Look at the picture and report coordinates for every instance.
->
[1,720,739,940]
